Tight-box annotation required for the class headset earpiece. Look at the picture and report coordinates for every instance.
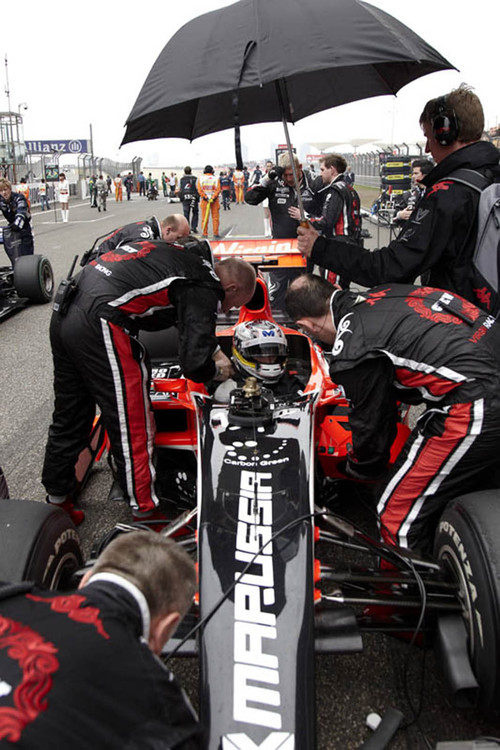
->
[431,95,459,146]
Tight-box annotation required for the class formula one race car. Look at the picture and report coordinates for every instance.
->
[0,240,499,749]
[0,249,54,321]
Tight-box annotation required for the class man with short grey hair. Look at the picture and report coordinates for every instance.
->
[0,531,200,748]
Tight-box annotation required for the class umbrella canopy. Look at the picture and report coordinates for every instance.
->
[122,0,455,145]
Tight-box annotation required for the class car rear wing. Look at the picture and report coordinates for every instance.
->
[212,237,306,267]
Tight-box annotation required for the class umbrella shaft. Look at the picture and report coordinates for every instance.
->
[275,80,306,223]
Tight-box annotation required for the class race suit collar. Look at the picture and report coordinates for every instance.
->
[86,572,151,641]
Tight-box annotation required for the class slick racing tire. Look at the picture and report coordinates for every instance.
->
[435,491,500,711]
[13,254,54,303]
[0,499,83,589]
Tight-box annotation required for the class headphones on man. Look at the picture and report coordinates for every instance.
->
[431,95,459,146]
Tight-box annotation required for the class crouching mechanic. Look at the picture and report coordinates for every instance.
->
[0,177,34,265]
[214,319,306,402]
[0,531,201,748]
[42,241,256,524]
[285,274,500,554]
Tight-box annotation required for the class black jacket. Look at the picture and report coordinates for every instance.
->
[76,241,224,382]
[328,284,500,478]
[311,141,500,309]
[0,191,33,238]
[0,577,200,749]
[308,175,361,242]
[178,175,199,204]
[245,169,322,238]
[96,217,161,255]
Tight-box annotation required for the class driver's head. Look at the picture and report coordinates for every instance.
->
[214,258,256,313]
[232,319,288,383]
[0,178,12,201]
[278,152,303,187]
[160,214,190,242]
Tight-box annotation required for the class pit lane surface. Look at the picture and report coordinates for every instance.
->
[0,195,497,748]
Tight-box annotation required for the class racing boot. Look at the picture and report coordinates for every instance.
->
[46,495,85,526]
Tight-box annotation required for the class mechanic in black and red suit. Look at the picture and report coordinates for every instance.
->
[297,85,500,313]
[0,531,201,748]
[42,241,256,524]
[289,152,362,287]
[0,177,34,265]
[286,274,500,555]
[81,212,191,265]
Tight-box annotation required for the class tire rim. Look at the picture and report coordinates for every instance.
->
[45,551,81,590]
[41,263,54,295]
[439,544,475,655]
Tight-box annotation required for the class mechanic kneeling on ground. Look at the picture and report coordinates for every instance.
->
[42,240,256,525]
[0,177,34,265]
[0,531,201,748]
[296,85,500,312]
[285,274,500,555]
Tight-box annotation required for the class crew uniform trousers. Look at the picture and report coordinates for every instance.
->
[377,392,500,554]
[42,302,158,513]
[200,198,219,236]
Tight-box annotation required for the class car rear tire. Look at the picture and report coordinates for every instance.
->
[13,254,54,303]
[435,490,500,711]
[0,499,83,589]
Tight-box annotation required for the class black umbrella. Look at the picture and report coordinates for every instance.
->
[122,0,455,215]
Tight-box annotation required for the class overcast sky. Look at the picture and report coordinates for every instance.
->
[3,0,498,166]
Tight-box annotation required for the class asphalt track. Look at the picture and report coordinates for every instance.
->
[0,193,498,748]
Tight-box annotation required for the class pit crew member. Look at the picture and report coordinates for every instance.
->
[178,166,199,232]
[0,531,201,749]
[83,213,190,265]
[297,85,500,311]
[285,274,500,554]
[0,177,34,265]
[42,243,256,524]
[394,158,433,223]
[197,165,221,238]
[289,153,362,286]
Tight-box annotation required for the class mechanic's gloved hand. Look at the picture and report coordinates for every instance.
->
[13,216,25,231]
[0,228,3,245]
[213,349,234,381]
[213,378,237,403]
[268,166,283,181]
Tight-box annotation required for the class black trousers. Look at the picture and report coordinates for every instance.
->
[42,304,158,512]
[3,227,34,265]
[182,200,199,232]
[377,395,500,554]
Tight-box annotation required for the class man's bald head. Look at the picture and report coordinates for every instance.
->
[160,214,190,242]
[214,258,256,313]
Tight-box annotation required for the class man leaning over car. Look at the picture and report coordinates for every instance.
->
[285,274,500,555]
[42,239,256,525]
[0,531,201,748]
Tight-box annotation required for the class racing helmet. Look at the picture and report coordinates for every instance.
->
[232,320,288,383]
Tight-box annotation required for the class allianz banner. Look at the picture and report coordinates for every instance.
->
[25,140,89,155]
